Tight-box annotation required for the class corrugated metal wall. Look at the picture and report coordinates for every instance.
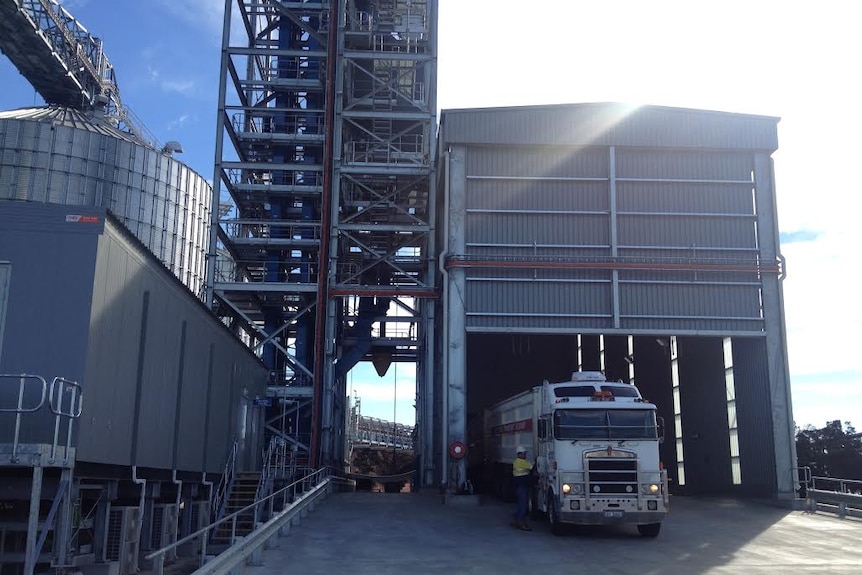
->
[0,262,8,365]
[0,203,98,442]
[440,103,779,150]
[442,106,776,335]
[0,202,267,474]
[440,104,792,497]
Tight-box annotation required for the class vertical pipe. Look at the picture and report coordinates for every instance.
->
[205,0,235,308]
[438,150,450,489]
[172,469,183,542]
[54,469,73,568]
[12,376,25,462]
[609,146,620,329]
[24,467,43,575]
[64,386,76,464]
[131,466,146,573]
[200,472,212,567]
[313,0,339,468]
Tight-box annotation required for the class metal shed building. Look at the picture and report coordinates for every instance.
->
[436,103,794,498]
[0,201,267,574]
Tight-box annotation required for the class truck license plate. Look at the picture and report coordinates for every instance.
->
[603,510,625,519]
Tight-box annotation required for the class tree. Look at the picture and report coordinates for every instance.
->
[795,420,862,480]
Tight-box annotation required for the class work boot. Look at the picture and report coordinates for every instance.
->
[519,520,532,531]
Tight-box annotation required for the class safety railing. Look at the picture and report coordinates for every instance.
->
[48,377,83,464]
[1,374,48,462]
[252,438,281,521]
[211,440,238,525]
[221,219,322,243]
[795,467,862,519]
[1,374,82,464]
[806,475,862,520]
[145,467,332,575]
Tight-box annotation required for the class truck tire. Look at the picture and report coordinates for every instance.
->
[547,491,564,536]
[637,522,661,537]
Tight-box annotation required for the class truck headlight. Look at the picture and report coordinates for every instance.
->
[641,483,660,494]
[562,483,584,495]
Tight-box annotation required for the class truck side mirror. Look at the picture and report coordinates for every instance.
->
[538,419,547,439]
[657,416,665,444]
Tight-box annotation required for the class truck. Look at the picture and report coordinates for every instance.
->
[483,371,669,536]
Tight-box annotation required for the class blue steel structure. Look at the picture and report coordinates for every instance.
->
[207,0,438,480]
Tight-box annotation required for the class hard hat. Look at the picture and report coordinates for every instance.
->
[516,445,528,454]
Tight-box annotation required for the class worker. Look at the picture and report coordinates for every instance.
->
[510,445,534,531]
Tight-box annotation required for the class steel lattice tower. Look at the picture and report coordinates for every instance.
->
[207,0,437,482]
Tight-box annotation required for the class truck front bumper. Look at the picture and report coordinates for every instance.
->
[558,509,667,526]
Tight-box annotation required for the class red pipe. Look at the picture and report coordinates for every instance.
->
[329,287,439,298]
[311,2,338,468]
[444,259,782,275]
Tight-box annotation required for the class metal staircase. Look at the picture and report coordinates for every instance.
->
[211,471,261,544]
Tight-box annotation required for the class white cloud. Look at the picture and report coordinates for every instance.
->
[144,65,198,97]
[167,114,191,131]
[160,79,197,97]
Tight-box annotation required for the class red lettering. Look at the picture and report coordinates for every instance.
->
[491,418,533,436]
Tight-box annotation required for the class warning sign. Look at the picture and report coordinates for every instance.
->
[65,215,100,223]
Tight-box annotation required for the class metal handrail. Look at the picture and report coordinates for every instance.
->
[145,467,331,575]
[48,377,83,464]
[0,374,48,413]
[211,441,238,524]
[1,374,50,462]
[253,437,280,521]
[810,475,862,494]
[797,469,862,519]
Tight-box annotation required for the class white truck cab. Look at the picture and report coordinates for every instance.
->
[535,371,668,536]
[484,371,668,537]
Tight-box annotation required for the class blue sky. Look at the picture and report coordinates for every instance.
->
[2,0,859,428]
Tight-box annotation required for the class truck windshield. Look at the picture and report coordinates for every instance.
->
[553,409,658,440]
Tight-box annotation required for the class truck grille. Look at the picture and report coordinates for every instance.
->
[587,459,638,495]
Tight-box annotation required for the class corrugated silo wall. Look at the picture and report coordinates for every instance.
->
[0,109,212,297]
[440,105,791,497]
[0,202,267,474]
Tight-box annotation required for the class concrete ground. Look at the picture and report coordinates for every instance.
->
[228,491,862,575]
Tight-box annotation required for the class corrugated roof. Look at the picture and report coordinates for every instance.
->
[439,102,779,151]
[0,106,142,145]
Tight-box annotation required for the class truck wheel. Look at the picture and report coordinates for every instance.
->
[547,492,563,536]
[637,523,661,537]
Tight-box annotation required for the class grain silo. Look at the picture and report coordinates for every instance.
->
[0,106,211,297]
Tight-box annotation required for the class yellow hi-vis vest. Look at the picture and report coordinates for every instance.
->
[512,457,533,477]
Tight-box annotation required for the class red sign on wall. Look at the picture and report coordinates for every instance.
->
[491,418,533,436]
[65,215,100,223]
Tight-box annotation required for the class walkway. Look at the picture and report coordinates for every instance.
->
[246,491,861,574]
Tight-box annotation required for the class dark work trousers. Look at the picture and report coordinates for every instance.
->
[512,474,531,522]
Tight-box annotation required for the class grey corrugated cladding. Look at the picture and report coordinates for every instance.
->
[439,103,781,334]
[0,262,8,365]
[0,201,266,473]
[439,103,779,151]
